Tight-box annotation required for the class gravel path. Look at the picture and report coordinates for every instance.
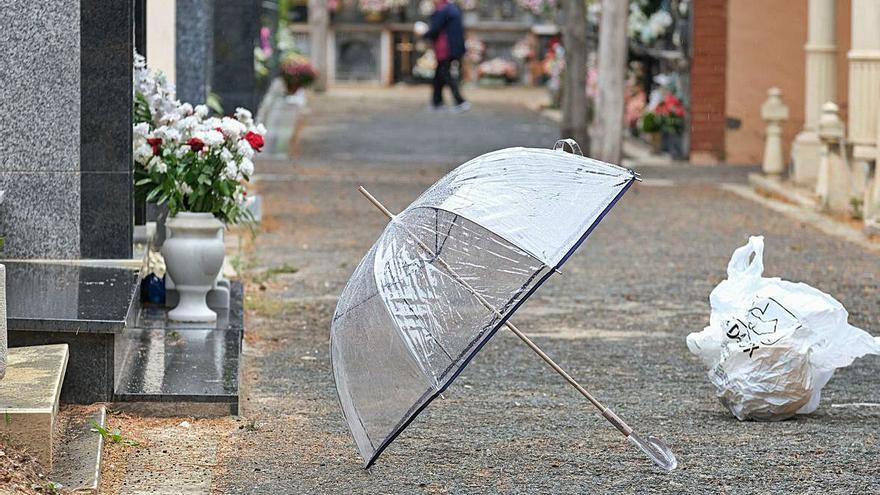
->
[215,87,880,494]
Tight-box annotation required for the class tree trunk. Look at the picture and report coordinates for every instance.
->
[561,0,588,152]
[595,0,628,163]
[308,0,329,92]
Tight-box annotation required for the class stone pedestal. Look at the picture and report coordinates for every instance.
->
[792,0,837,187]
[761,88,789,176]
[816,103,851,214]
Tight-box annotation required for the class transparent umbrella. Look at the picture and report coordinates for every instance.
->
[330,140,677,470]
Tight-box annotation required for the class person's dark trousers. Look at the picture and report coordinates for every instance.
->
[432,57,465,107]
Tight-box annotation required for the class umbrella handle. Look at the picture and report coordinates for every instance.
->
[627,432,678,472]
[602,407,677,471]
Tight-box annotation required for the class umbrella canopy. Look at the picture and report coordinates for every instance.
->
[331,144,636,467]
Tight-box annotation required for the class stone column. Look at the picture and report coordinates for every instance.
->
[761,88,789,176]
[847,0,880,210]
[792,0,837,186]
[308,0,330,92]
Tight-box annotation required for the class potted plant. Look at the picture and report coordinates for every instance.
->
[640,110,663,152]
[641,93,685,156]
[279,52,318,95]
[133,105,265,322]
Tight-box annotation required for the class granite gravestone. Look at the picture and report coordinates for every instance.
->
[213,0,259,112]
[176,0,215,104]
[0,1,133,259]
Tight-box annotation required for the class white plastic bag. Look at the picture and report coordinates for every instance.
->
[687,236,880,421]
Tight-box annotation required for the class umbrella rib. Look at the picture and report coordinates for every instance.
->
[357,186,635,436]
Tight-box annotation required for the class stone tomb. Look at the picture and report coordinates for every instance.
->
[6,262,243,413]
[6,263,139,404]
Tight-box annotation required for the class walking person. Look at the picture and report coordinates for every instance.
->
[421,0,470,112]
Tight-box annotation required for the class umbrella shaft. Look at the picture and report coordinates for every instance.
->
[502,321,604,410]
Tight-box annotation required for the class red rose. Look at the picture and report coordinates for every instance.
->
[187,137,205,152]
[244,131,264,152]
[146,137,162,156]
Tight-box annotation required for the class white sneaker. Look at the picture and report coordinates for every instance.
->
[450,101,471,113]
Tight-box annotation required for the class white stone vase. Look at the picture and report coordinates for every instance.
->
[161,212,225,322]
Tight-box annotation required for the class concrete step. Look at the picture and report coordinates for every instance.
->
[51,405,106,493]
[0,343,68,468]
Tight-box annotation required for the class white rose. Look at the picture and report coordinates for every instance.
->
[234,107,252,123]
[239,158,254,176]
[220,148,234,163]
[223,162,239,181]
[255,123,267,135]
[178,102,193,115]
[134,144,153,164]
[236,140,254,159]
[219,117,246,139]
[133,122,150,137]
[201,130,225,147]
[195,104,209,118]
[175,145,190,159]
[178,115,201,131]
[151,160,168,174]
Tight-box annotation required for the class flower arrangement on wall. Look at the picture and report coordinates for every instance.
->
[517,0,557,16]
[477,58,518,83]
[279,52,318,94]
[641,94,685,135]
[358,0,406,15]
[132,53,265,225]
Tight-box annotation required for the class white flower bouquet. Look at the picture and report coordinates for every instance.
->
[132,52,265,225]
[133,105,265,225]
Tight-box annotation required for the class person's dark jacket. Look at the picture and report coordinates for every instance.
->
[425,3,466,60]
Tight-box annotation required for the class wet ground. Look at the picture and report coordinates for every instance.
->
[111,86,880,494]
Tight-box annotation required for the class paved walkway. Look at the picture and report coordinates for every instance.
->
[111,86,880,494]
